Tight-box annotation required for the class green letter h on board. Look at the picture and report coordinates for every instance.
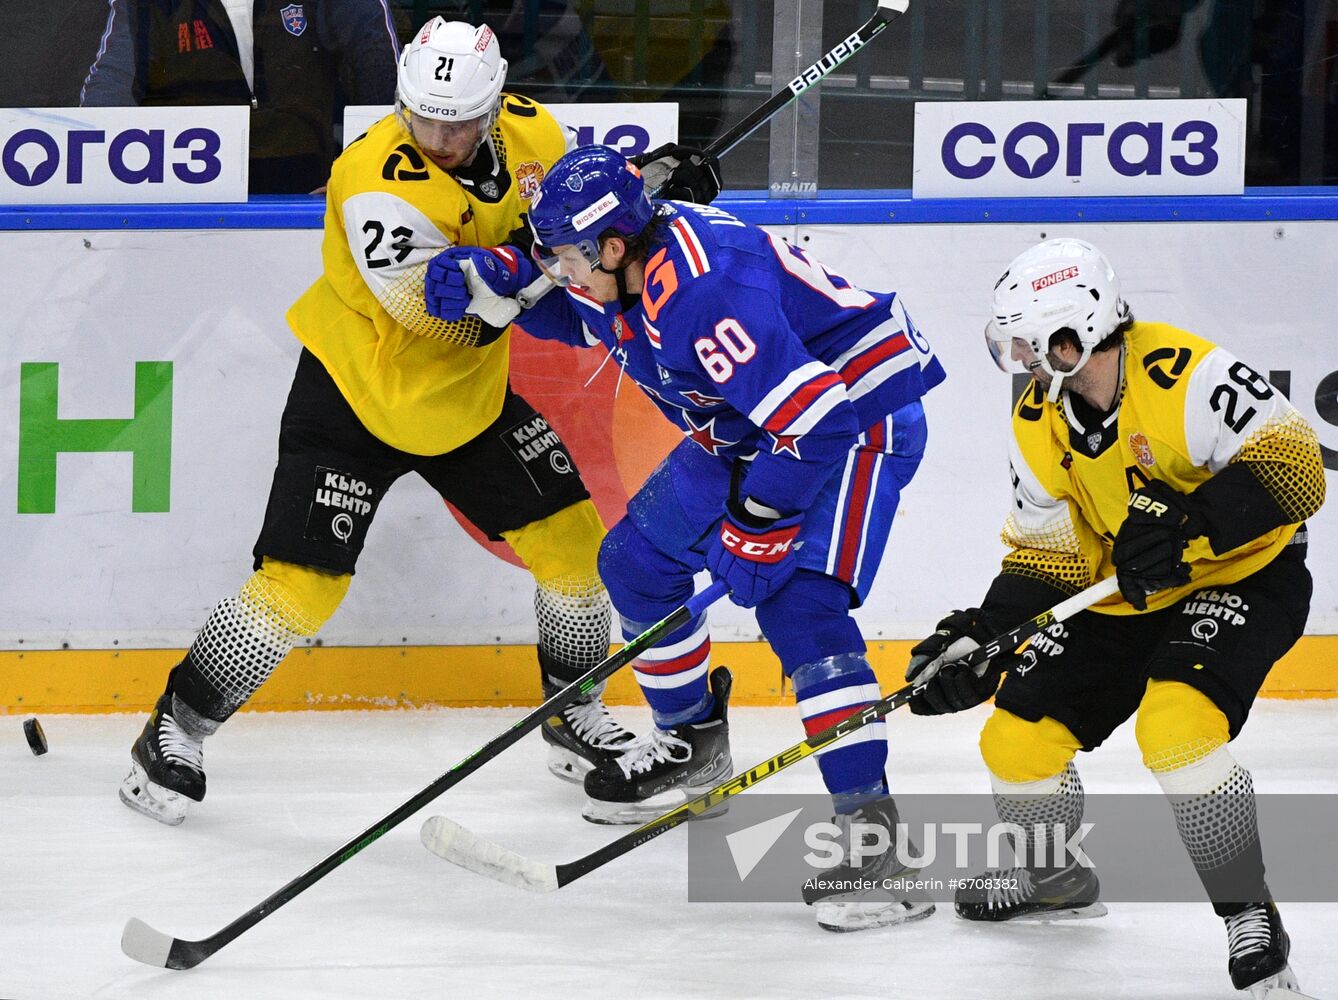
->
[17,362,173,513]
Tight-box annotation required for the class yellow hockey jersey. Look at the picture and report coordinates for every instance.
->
[1002,321,1325,614]
[286,95,569,455]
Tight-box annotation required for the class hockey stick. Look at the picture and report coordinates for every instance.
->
[704,0,910,161]
[1050,29,1120,88]
[637,0,908,202]
[421,575,1120,892]
[522,2,909,304]
[120,579,728,970]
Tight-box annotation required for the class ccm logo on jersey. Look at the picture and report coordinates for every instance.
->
[1032,266,1079,291]
[720,524,800,563]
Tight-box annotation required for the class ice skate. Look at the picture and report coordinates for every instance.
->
[802,796,936,932]
[955,860,1107,922]
[1225,897,1302,998]
[118,693,206,826]
[540,679,638,783]
[581,666,732,825]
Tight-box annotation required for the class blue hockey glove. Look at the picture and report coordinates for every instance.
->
[705,499,803,609]
[425,245,531,324]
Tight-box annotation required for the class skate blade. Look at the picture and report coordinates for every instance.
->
[581,786,731,826]
[817,898,936,933]
[545,746,594,784]
[118,762,189,826]
[1252,965,1305,999]
[1008,901,1109,923]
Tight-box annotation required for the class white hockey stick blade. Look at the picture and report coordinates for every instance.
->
[879,0,910,13]
[121,917,174,967]
[421,816,559,893]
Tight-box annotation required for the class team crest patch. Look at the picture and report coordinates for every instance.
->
[280,4,307,36]
[565,172,584,193]
[1129,431,1156,467]
[516,161,544,199]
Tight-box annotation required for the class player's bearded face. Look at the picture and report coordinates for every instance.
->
[1010,337,1046,376]
[1011,336,1084,387]
[408,113,486,170]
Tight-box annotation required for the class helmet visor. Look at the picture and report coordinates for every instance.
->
[984,320,1035,375]
[532,238,602,289]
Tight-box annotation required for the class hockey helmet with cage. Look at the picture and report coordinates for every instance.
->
[396,19,507,145]
[984,238,1130,399]
[528,145,654,276]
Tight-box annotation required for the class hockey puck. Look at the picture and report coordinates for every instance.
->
[23,717,48,756]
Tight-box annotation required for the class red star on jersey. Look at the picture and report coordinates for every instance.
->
[680,389,725,408]
[683,412,736,456]
[770,433,802,459]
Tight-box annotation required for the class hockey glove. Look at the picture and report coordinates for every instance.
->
[1112,479,1205,610]
[905,608,1010,716]
[705,498,803,609]
[425,245,545,328]
[630,143,723,204]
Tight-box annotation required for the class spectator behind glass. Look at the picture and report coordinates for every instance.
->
[80,0,398,194]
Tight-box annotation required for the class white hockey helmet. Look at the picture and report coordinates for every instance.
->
[985,238,1130,398]
[396,19,508,126]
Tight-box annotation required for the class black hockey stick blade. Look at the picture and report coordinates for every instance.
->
[422,576,1119,892]
[120,579,728,969]
[703,0,910,161]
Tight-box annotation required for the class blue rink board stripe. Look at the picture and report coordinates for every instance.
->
[3,187,1338,230]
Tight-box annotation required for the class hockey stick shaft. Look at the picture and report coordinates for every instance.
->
[424,576,1119,891]
[121,579,728,970]
[1053,29,1120,86]
[703,0,910,161]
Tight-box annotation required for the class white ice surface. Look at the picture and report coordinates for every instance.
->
[2,701,1334,1000]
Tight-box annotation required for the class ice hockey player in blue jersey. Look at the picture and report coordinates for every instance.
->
[424,145,946,931]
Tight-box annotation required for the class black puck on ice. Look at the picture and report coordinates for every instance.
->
[23,717,48,756]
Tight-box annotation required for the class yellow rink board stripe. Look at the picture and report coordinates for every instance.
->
[3,636,1335,715]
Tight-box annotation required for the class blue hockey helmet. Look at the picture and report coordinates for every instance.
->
[528,145,654,272]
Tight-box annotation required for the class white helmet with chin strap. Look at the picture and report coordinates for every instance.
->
[985,238,1130,400]
[396,18,508,142]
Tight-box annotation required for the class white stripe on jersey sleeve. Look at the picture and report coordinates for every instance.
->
[746,360,833,425]
[342,190,452,331]
[1182,346,1301,473]
[1004,431,1082,553]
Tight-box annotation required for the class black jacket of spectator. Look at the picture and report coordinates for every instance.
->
[82,0,398,193]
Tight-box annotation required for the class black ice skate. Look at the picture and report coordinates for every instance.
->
[540,679,638,783]
[801,796,936,932]
[118,693,206,826]
[955,860,1107,922]
[1225,896,1302,998]
[581,666,733,825]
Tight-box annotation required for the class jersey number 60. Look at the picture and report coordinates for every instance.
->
[695,319,757,383]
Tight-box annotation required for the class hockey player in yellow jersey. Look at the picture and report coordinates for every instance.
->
[119,18,650,827]
[904,239,1324,998]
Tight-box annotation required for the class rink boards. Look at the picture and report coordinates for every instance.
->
[2,192,1336,709]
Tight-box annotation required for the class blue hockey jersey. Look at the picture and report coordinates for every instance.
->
[518,201,946,513]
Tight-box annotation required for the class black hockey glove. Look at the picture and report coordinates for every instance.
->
[905,609,1011,716]
[1111,479,1206,610]
[630,143,723,204]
